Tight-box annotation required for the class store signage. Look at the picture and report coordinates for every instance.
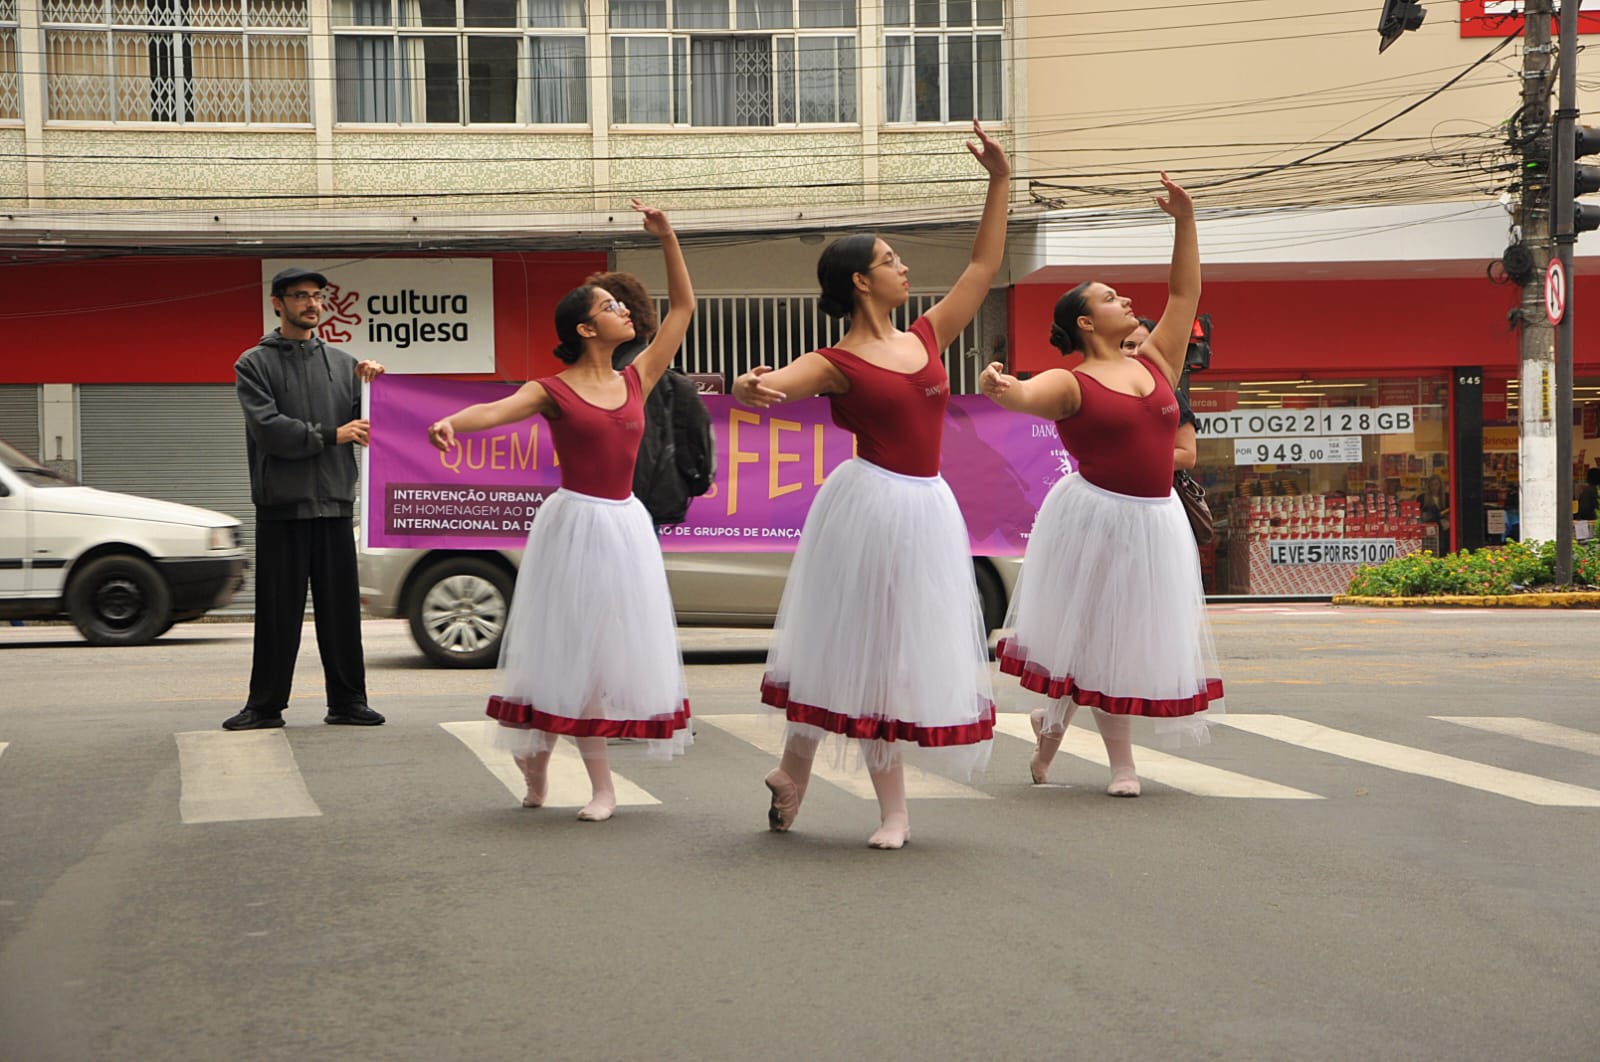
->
[1233,435,1363,466]
[261,258,495,374]
[1268,539,1399,566]
[1460,2,1600,37]
[1195,406,1414,439]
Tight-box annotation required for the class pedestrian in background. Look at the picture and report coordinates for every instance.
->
[427,201,694,822]
[224,267,386,731]
[731,121,1009,850]
[981,174,1223,797]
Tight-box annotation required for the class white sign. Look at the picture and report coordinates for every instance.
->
[262,259,495,373]
[1547,257,1567,326]
[1233,435,1364,466]
[1196,406,1414,440]
[1268,539,1399,566]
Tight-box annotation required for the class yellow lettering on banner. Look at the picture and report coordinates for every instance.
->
[489,434,506,470]
[440,444,462,473]
[770,417,802,498]
[464,437,487,471]
[813,424,827,486]
[509,426,538,470]
[728,407,762,515]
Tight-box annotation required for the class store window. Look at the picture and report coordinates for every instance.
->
[883,0,1002,124]
[333,0,588,124]
[1480,373,1600,545]
[0,1,18,121]
[1185,376,1450,595]
[42,0,312,124]
[609,0,856,126]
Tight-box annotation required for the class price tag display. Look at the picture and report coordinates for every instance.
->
[1233,436,1364,466]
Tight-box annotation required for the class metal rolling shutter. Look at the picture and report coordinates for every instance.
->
[78,385,259,613]
[0,385,41,457]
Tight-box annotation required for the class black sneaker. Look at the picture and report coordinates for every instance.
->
[222,708,285,731]
[324,706,386,726]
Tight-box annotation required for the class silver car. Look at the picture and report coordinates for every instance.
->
[359,545,1020,668]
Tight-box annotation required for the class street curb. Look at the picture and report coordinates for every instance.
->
[1333,592,1600,609]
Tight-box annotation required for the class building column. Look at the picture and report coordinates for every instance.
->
[40,384,77,481]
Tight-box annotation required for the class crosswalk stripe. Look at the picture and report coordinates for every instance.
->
[990,715,1322,799]
[440,721,661,808]
[1219,715,1600,807]
[697,714,992,800]
[1433,716,1600,757]
[175,731,322,824]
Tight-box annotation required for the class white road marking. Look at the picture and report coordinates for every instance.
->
[697,714,992,800]
[1434,716,1600,757]
[440,721,660,808]
[991,714,1322,800]
[175,730,322,824]
[1220,715,1600,807]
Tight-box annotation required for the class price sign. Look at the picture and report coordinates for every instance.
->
[1233,436,1364,466]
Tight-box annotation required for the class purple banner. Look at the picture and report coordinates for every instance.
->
[364,374,1074,555]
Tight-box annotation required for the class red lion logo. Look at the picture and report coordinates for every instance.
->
[316,283,363,345]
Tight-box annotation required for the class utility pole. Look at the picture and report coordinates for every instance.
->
[1519,1,1559,547]
[1552,0,1580,583]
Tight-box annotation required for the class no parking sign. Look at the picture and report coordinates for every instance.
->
[1547,257,1567,325]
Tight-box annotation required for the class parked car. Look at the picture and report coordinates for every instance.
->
[359,542,1020,668]
[0,439,246,645]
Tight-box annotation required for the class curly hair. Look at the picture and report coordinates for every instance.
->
[585,270,659,344]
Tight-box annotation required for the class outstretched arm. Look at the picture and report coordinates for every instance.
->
[978,363,1081,421]
[629,200,696,394]
[923,121,1012,352]
[731,352,847,409]
[1137,173,1200,389]
[427,381,554,452]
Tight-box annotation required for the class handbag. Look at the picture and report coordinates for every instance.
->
[1174,470,1215,546]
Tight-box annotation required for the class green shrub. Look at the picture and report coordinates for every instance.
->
[1345,539,1600,597]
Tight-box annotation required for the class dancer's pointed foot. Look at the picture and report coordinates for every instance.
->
[514,754,548,808]
[1029,708,1063,785]
[1106,768,1141,798]
[867,814,911,850]
[765,768,801,832]
[577,794,616,822]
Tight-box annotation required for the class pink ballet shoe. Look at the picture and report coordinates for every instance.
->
[514,755,548,808]
[1028,708,1055,785]
[576,797,616,822]
[1106,768,1141,798]
[765,768,801,832]
[867,820,911,850]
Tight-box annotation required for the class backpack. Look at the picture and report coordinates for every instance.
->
[632,369,716,527]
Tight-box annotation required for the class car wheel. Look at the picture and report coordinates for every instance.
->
[974,560,1006,633]
[65,554,174,646]
[409,556,513,668]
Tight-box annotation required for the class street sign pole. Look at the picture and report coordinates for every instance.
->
[1554,0,1578,583]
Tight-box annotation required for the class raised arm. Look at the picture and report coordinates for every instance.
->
[427,381,554,452]
[1137,173,1200,389]
[978,363,1081,421]
[923,121,1012,352]
[731,352,847,409]
[628,200,696,394]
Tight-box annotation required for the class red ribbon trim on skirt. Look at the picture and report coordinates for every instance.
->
[759,677,996,747]
[994,637,1224,718]
[486,696,692,739]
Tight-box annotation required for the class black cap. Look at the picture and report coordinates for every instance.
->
[270,266,328,297]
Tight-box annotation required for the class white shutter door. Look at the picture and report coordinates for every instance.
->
[0,385,41,458]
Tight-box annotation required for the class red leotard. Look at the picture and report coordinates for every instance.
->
[816,317,948,477]
[537,365,646,500]
[1055,356,1179,498]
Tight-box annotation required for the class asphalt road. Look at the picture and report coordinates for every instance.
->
[1,606,1598,1062]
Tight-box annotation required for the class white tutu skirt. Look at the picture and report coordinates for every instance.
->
[760,458,996,776]
[488,489,691,761]
[997,473,1224,746]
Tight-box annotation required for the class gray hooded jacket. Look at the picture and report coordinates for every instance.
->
[235,330,362,521]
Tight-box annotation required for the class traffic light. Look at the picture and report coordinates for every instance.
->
[1574,126,1600,235]
[1185,314,1212,372]
[1377,0,1425,53]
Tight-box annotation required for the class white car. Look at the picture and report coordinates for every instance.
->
[359,544,1020,669]
[0,438,246,645]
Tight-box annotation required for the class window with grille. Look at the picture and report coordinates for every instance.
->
[0,1,18,121]
[884,0,1002,124]
[610,0,855,126]
[42,0,312,124]
[333,0,587,124]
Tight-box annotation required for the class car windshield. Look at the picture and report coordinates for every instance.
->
[0,439,75,488]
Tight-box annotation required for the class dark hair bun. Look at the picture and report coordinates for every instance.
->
[1048,323,1073,354]
[552,341,580,364]
[817,293,852,320]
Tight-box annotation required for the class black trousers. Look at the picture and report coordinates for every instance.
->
[245,516,368,714]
